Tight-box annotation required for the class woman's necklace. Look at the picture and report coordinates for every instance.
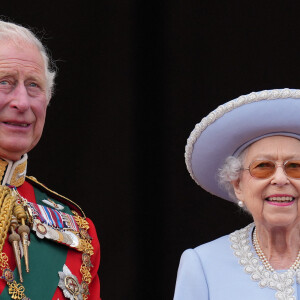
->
[253,227,300,272]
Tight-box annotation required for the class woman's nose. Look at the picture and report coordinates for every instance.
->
[270,165,290,186]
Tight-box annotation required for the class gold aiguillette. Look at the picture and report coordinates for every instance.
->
[8,216,23,282]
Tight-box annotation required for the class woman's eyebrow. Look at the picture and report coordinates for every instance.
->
[250,154,300,161]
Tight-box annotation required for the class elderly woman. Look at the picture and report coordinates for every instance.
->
[174,89,300,300]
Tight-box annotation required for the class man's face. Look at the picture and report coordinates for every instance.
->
[0,40,48,161]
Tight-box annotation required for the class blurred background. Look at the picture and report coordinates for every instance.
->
[2,1,300,299]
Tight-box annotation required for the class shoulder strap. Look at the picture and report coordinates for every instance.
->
[25,176,86,218]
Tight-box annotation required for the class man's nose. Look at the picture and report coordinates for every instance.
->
[9,84,30,112]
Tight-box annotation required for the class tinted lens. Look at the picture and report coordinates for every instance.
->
[249,160,276,178]
[285,160,300,179]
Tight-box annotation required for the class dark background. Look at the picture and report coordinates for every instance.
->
[2,1,300,299]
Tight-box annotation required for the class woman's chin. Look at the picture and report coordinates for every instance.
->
[262,213,300,228]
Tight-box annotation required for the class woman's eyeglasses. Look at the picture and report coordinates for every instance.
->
[244,160,300,179]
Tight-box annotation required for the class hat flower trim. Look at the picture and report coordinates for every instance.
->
[185,88,300,182]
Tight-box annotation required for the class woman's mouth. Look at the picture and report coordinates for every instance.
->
[265,196,295,206]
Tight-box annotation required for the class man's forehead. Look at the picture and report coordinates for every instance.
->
[0,59,44,71]
[0,68,18,76]
[0,39,44,70]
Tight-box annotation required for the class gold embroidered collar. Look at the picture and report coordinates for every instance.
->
[0,154,27,187]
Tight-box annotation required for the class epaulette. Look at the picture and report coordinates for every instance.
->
[25,176,86,218]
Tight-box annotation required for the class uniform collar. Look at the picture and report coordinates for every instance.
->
[0,154,27,187]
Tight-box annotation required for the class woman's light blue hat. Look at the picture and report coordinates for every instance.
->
[185,88,300,202]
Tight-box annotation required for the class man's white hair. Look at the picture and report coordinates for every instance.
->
[0,19,56,101]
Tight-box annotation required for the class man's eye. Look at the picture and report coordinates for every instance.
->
[29,82,38,87]
[0,81,8,85]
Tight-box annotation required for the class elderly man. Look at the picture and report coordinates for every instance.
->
[0,20,100,299]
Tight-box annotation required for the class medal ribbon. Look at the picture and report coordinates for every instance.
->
[28,202,79,231]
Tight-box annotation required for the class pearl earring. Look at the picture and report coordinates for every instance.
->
[238,200,244,208]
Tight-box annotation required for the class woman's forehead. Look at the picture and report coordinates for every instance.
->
[245,136,300,161]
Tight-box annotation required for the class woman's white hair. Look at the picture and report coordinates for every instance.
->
[0,19,56,101]
[218,150,247,202]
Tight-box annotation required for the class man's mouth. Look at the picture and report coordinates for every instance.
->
[4,122,29,127]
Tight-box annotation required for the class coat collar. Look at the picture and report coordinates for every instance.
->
[0,154,27,187]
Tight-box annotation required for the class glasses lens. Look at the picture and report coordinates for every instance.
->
[285,160,300,179]
[249,160,276,178]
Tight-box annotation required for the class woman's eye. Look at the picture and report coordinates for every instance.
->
[287,163,300,168]
[256,162,272,168]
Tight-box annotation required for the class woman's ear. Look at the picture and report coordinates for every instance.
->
[231,179,243,201]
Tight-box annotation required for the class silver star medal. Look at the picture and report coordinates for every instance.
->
[58,264,83,300]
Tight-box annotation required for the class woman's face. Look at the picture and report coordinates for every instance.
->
[232,136,300,229]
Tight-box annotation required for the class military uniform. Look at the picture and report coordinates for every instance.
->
[0,154,101,300]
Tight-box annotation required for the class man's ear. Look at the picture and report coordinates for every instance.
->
[231,179,243,201]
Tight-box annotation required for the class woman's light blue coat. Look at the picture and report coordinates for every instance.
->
[174,224,300,299]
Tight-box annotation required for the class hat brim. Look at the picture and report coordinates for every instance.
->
[187,94,300,202]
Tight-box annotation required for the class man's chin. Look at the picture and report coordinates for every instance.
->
[0,146,30,161]
[0,137,40,161]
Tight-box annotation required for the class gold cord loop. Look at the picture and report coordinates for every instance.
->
[0,187,29,299]
[72,211,94,300]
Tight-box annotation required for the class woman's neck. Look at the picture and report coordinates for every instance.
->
[255,223,300,270]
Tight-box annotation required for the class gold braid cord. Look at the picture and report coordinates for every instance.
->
[72,213,90,231]
[0,187,28,300]
[0,187,15,253]
[72,211,94,300]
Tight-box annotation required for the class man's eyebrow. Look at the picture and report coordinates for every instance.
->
[0,70,45,81]
[0,70,18,77]
[26,72,46,84]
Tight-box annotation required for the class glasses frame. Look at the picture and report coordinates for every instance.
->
[243,159,300,180]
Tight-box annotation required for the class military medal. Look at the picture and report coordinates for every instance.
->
[47,226,60,241]
[36,223,47,237]
[29,202,85,251]
[58,264,83,300]
[66,232,80,248]
[62,232,73,245]
[28,202,79,231]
